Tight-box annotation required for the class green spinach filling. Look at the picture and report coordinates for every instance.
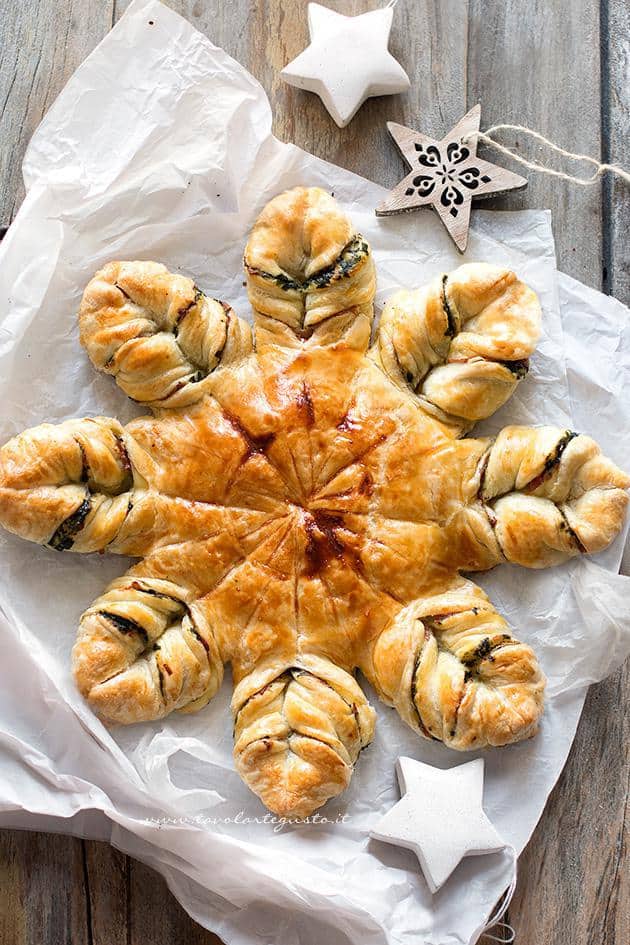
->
[246,235,369,293]
[441,274,459,338]
[98,611,149,647]
[48,495,92,551]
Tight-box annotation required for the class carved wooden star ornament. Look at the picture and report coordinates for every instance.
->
[376,105,527,252]
[370,757,506,893]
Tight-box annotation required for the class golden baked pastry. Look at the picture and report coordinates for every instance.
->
[0,187,628,818]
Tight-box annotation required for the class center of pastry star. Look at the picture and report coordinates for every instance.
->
[202,376,400,585]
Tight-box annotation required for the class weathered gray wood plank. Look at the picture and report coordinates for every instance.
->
[0,830,90,945]
[0,2,628,945]
[589,7,630,943]
[606,0,630,306]
[467,0,604,286]
[0,0,116,225]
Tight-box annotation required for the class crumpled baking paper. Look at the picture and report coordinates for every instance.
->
[0,2,629,944]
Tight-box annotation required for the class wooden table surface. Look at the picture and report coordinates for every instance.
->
[0,1,628,943]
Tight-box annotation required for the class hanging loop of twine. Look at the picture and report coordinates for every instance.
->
[462,124,630,187]
[480,846,518,943]
[483,922,516,944]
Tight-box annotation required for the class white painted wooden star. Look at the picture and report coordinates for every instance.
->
[370,756,506,893]
[376,105,527,252]
[281,2,410,128]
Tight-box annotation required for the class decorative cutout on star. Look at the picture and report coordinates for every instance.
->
[370,756,506,893]
[376,105,527,252]
[281,2,410,128]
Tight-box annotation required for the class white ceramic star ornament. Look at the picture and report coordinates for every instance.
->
[370,757,506,893]
[281,2,410,128]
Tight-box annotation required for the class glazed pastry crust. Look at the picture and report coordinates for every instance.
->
[374,264,541,430]
[244,186,376,337]
[79,261,252,407]
[0,186,628,819]
[364,579,544,749]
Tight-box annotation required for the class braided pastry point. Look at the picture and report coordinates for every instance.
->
[79,261,252,408]
[232,657,375,818]
[375,263,541,429]
[0,417,135,551]
[367,580,545,750]
[244,186,376,347]
[1,188,628,818]
[472,426,630,568]
[73,570,223,724]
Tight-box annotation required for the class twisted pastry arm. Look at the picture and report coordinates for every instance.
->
[0,417,136,552]
[244,187,376,348]
[73,565,223,723]
[374,263,541,430]
[79,261,252,407]
[0,416,228,556]
[362,579,545,750]
[0,417,230,556]
[232,654,375,818]
[464,426,630,569]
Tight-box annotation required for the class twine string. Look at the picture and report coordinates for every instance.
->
[463,124,630,187]
[480,846,518,943]
[483,923,516,944]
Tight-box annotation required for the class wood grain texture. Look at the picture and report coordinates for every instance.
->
[510,670,630,944]
[82,841,129,945]
[0,2,628,944]
[467,0,604,285]
[127,857,223,945]
[606,0,630,304]
[0,831,90,945]
[0,0,115,225]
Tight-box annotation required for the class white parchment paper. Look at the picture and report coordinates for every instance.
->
[1,2,629,944]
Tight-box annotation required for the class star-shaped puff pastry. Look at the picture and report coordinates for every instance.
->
[0,188,628,818]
